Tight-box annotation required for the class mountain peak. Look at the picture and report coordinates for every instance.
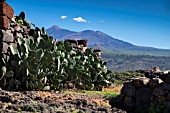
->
[82,30,94,32]
[49,25,61,30]
[46,25,76,39]
[47,25,134,47]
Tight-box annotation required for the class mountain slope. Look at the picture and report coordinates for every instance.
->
[46,25,76,40]
[47,26,134,49]
[46,25,170,56]
[62,30,134,48]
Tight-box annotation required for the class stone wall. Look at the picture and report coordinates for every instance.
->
[0,1,13,62]
[0,1,14,29]
[0,22,30,59]
[114,73,170,113]
[0,1,31,78]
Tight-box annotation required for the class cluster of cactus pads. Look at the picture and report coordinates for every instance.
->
[1,12,113,91]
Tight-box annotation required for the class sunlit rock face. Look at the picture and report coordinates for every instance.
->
[0,1,14,29]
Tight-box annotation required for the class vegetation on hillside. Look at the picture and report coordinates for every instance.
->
[102,52,170,72]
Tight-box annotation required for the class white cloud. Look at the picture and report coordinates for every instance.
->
[73,17,87,23]
[100,20,104,23]
[60,16,67,19]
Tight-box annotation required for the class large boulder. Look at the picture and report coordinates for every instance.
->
[132,77,150,88]
[123,96,135,111]
[154,96,166,105]
[148,78,163,89]
[164,101,170,112]
[153,87,165,96]
[136,87,152,104]
[167,93,170,101]
[0,1,14,19]
[160,73,170,83]
[134,87,152,113]
[163,84,170,90]
[0,16,8,29]
[2,42,9,53]
[2,30,14,43]
[121,82,136,96]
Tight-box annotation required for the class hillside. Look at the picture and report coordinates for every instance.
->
[102,53,170,72]
[46,25,170,56]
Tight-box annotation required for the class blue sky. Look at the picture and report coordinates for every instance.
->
[7,0,170,49]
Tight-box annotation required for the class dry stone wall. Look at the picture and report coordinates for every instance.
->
[0,1,31,78]
[115,72,170,113]
[0,1,14,29]
[0,19,31,59]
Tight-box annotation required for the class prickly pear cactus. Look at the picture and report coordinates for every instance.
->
[1,12,113,91]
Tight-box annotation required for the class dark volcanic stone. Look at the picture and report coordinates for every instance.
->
[92,111,98,113]
[98,107,108,112]
[148,78,163,89]
[121,82,136,96]
[132,77,150,88]
[112,107,127,113]
[153,87,165,96]
[71,99,87,106]
[0,95,12,103]
[123,96,135,111]
[167,93,170,100]
[136,87,152,104]
[56,111,65,113]
[34,96,42,101]
[160,73,170,83]
[163,84,170,90]
[154,96,166,104]
[135,104,150,113]
[164,101,170,108]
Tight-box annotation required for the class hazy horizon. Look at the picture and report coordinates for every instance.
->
[8,0,170,49]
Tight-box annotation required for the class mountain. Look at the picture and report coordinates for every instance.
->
[46,25,170,56]
[47,26,133,48]
[46,25,76,39]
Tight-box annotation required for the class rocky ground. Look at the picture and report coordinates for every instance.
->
[0,88,126,113]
